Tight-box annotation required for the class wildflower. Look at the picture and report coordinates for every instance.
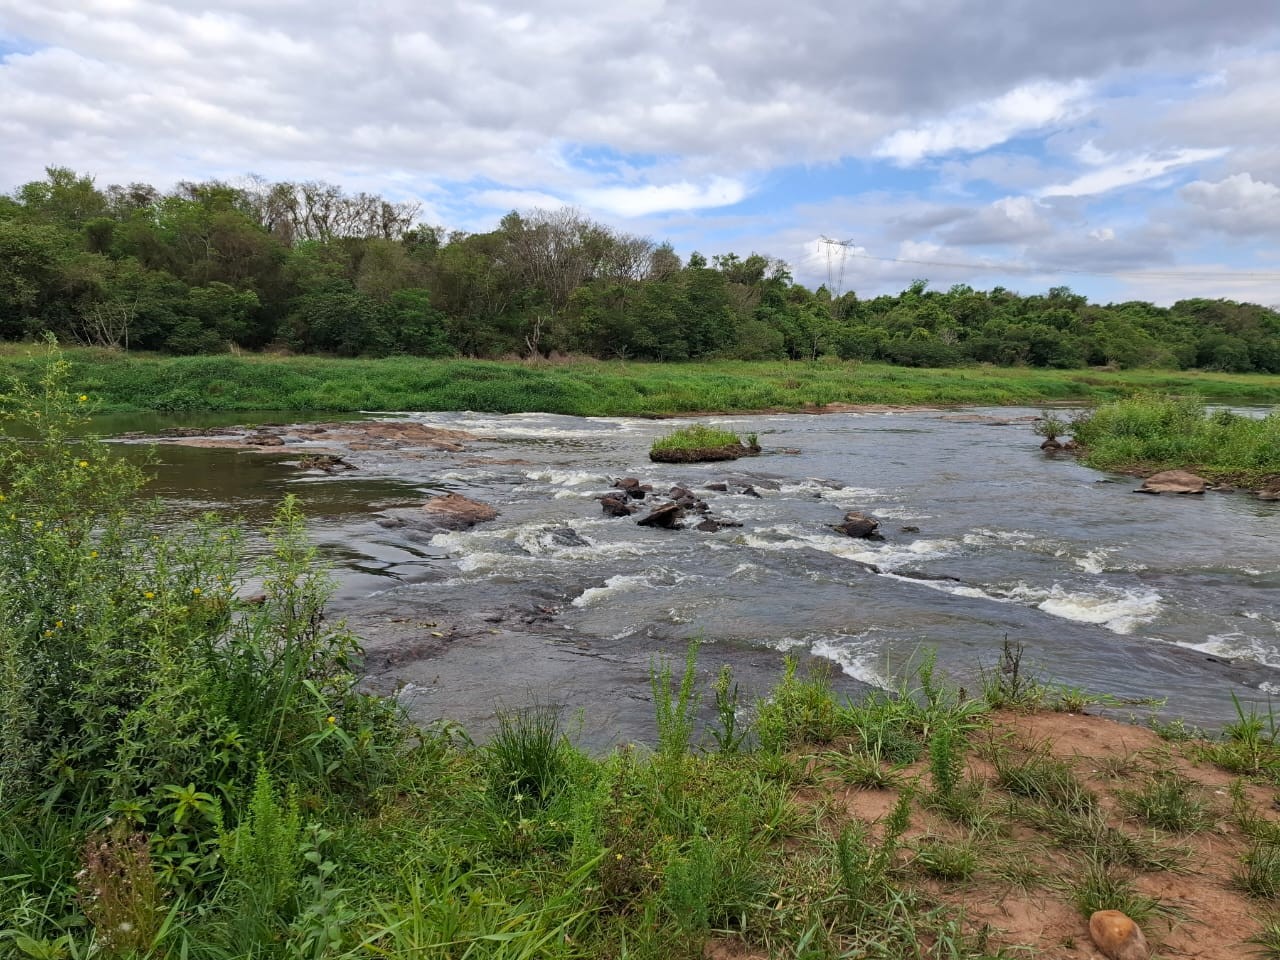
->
[43,629,53,638]
[78,395,88,403]
[34,520,43,529]
[77,460,89,468]
[326,715,336,724]
[144,591,155,600]
[90,550,98,559]
[192,586,202,596]
[55,620,63,629]
[615,853,624,860]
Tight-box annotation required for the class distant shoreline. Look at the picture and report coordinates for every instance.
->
[3,345,1280,416]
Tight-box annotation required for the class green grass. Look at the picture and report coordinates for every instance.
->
[649,423,743,453]
[1072,393,1280,488]
[4,344,1280,415]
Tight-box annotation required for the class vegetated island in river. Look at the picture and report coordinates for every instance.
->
[4,345,1280,414]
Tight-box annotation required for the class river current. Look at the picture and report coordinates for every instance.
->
[122,407,1280,741]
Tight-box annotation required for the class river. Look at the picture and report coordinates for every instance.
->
[110,406,1280,748]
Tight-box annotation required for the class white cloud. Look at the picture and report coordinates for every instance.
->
[1038,148,1227,197]
[470,189,568,212]
[575,177,747,217]
[1181,172,1280,235]
[875,81,1089,165]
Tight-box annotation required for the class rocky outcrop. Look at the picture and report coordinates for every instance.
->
[420,493,499,529]
[833,511,882,540]
[1136,470,1207,495]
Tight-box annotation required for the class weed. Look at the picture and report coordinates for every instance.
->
[1238,842,1280,899]
[980,639,1046,709]
[1069,857,1163,924]
[994,748,1096,815]
[1249,915,1280,958]
[913,835,979,882]
[709,663,748,755]
[1118,772,1211,833]
[822,743,905,790]
[486,703,571,812]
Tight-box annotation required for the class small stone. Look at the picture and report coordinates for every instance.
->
[1088,910,1149,960]
[705,482,729,492]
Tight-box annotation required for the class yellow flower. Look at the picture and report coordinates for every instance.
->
[191,587,202,596]
[326,715,336,724]
[0,494,5,502]
[78,395,88,403]
[90,550,98,559]
[77,460,89,469]
[43,629,53,638]
[34,520,42,529]
[55,620,63,629]
[143,591,155,600]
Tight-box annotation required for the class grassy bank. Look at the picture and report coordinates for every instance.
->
[1072,394,1280,489]
[9,353,1280,959]
[5,344,1280,414]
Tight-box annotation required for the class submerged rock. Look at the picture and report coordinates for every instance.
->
[1136,470,1207,495]
[705,482,729,492]
[298,454,356,473]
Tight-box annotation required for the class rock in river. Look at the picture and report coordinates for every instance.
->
[421,493,500,529]
[637,502,683,529]
[1136,470,1207,495]
[834,511,882,539]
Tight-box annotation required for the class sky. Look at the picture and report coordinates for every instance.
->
[2,0,1280,305]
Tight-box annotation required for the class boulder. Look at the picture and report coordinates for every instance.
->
[1039,438,1063,451]
[834,511,882,540]
[600,494,636,518]
[1136,470,1207,495]
[636,502,683,529]
[545,527,591,548]
[1259,488,1280,501]
[740,485,763,498]
[705,482,729,492]
[900,525,920,534]
[1088,910,1149,960]
[421,493,499,529]
[614,477,647,500]
[669,486,693,501]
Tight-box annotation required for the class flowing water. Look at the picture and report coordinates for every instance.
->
[108,406,1280,746]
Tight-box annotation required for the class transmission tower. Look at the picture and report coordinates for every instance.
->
[820,236,855,320]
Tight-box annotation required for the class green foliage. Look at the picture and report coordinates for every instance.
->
[650,424,743,454]
[1072,393,1280,487]
[1117,771,1210,833]
[755,658,845,752]
[219,765,304,912]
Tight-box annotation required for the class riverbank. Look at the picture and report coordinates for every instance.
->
[5,358,1280,959]
[5,344,1280,414]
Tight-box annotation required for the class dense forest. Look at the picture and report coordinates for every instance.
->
[2,166,1278,371]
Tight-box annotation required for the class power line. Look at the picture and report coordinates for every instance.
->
[840,249,1280,284]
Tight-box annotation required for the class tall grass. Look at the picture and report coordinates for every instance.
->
[3,344,1280,415]
[1072,393,1280,486]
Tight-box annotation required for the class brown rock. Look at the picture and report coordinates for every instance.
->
[1088,910,1149,960]
[421,493,499,529]
[636,502,683,529]
[1039,438,1063,451]
[1136,469,1207,495]
[1259,488,1280,501]
[600,494,635,517]
[705,482,729,492]
[244,433,286,447]
[834,511,882,539]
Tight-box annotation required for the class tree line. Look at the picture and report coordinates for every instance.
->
[2,166,1278,371]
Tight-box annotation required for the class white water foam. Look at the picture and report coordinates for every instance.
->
[1187,632,1280,669]
[895,575,1164,635]
[522,468,610,487]
[573,572,668,608]
[742,524,959,571]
